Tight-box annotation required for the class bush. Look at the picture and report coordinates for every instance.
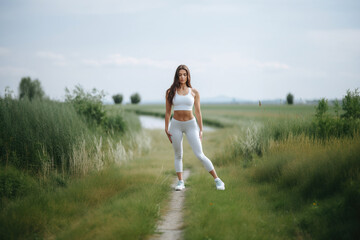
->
[65,85,106,126]
[342,88,360,119]
[112,94,123,104]
[19,77,45,100]
[102,113,126,133]
[312,96,360,139]
[286,93,294,105]
[0,166,37,199]
[130,93,141,104]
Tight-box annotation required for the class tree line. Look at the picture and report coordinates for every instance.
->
[16,76,141,104]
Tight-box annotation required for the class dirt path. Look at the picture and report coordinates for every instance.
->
[149,169,191,240]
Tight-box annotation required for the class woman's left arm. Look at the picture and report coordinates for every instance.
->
[193,88,203,141]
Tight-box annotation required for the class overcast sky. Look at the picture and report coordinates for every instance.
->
[0,0,359,103]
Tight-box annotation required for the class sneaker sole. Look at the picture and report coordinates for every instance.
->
[175,187,185,191]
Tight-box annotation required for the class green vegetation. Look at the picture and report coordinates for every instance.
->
[250,136,360,240]
[184,89,360,240]
[130,92,141,104]
[0,149,173,239]
[0,83,161,239]
[286,92,294,105]
[0,98,89,173]
[1,83,359,239]
[19,77,45,100]
[342,88,360,119]
[112,93,123,104]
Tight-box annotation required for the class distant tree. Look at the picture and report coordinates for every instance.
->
[341,88,360,119]
[286,93,294,105]
[112,94,123,104]
[315,98,328,118]
[19,77,45,100]
[130,93,141,104]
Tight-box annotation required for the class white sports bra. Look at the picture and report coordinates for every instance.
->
[173,88,194,111]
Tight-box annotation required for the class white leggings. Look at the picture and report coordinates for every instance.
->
[169,117,215,172]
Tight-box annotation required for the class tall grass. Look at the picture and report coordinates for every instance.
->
[0,98,90,173]
[0,129,170,240]
[0,164,171,240]
[0,97,146,173]
[68,130,151,176]
[250,135,360,239]
[215,114,360,167]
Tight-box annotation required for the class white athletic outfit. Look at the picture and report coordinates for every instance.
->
[169,88,215,172]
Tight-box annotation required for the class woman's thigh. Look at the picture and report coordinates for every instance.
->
[184,122,203,154]
[169,121,183,151]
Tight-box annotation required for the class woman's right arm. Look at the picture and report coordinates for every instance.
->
[165,90,172,143]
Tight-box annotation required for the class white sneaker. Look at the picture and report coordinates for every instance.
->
[215,178,225,190]
[175,180,185,191]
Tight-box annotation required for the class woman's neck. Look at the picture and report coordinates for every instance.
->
[179,83,187,90]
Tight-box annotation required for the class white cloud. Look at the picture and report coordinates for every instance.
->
[82,54,177,69]
[36,51,68,66]
[37,51,65,61]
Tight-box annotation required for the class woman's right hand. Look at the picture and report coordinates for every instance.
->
[165,129,172,143]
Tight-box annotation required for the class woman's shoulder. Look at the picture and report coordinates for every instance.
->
[190,88,199,98]
[190,88,199,94]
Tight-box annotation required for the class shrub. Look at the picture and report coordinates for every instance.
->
[214,124,267,167]
[65,85,106,126]
[19,77,45,100]
[286,93,294,105]
[112,94,123,104]
[342,88,360,119]
[130,93,141,104]
[0,166,37,199]
[312,96,360,139]
[102,113,126,133]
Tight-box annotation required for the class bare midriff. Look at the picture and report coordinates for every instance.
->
[173,110,194,121]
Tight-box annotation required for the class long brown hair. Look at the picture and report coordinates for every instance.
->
[166,64,192,105]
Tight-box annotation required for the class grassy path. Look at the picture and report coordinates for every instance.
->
[149,169,191,240]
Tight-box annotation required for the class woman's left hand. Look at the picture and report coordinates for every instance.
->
[199,130,203,142]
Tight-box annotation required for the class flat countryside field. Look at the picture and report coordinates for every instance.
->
[121,103,359,240]
[1,98,359,240]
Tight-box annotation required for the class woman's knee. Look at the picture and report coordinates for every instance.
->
[195,152,206,161]
[174,150,183,160]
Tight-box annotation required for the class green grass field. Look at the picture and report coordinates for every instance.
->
[122,103,323,129]
[1,101,359,239]
[122,103,359,239]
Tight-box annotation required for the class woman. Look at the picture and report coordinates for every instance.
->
[165,64,225,191]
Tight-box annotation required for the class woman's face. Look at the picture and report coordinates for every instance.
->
[178,69,188,84]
